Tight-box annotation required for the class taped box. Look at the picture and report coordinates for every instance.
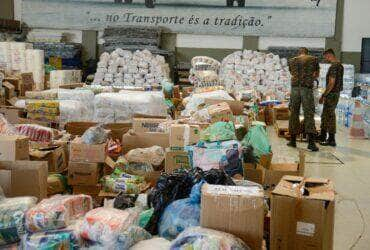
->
[169,124,200,149]
[30,146,67,173]
[132,115,168,133]
[69,137,107,163]
[68,162,102,186]
[121,130,169,154]
[0,135,29,161]
[201,184,264,250]
[164,148,190,173]
[270,176,335,250]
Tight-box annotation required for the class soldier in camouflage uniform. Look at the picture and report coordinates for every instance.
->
[318,49,344,147]
[288,48,319,151]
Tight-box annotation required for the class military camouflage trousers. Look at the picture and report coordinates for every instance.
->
[289,87,316,135]
[321,92,340,134]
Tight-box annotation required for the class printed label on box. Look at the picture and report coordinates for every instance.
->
[296,222,315,237]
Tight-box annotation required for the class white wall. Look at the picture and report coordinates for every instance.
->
[176,34,243,49]
[342,0,370,52]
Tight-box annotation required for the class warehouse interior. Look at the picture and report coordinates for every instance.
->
[0,0,369,249]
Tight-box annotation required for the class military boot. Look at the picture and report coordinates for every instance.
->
[317,130,327,142]
[308,134,319,152]
[287,135,297,148]
[320,133,337,147]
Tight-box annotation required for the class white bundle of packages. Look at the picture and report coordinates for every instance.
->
[57,89,95,121]
[93,49,169,87]
[94,91,167,123]
[181,90,234,116]
[26,49,45,90]
[59,100,88,128]
[10,42,33,72]
[219,50,291,101]
[0,42,12,72]
[189,56,221,87]
[319,63,355,96]
[50,70,82,89]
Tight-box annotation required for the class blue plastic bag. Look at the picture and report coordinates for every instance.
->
[158,182,203,240]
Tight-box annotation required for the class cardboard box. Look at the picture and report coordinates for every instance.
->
[0,136,29,161]
[30,146,67,173]
[207,102,234,123]
[121,130,169,154]
[273,104,290,121]
[169,124,200,149]
[132,116,168,133]
[204,98,244,115]
[201,184,264,250]
[244,151,305,188]
[165,149,190,173]
[0,161,48,201]
[69,137,107,163]
[3,81,15,100]
[68,162,102,186]
[270,176,335,250]
[0,106,22,124]
[73,184,101,196]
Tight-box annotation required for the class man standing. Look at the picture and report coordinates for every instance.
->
[318,49,344,146]
[288,48,319,151]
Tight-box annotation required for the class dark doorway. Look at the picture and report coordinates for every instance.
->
[361,38,370,73]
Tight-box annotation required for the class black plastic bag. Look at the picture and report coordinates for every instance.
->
[114,193,138,210]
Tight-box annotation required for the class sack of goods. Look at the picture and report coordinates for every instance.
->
[189,56,221,87]
[93,48,170,87]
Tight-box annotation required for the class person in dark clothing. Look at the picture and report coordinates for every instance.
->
[318,49,344,147]
[288,47,320,151]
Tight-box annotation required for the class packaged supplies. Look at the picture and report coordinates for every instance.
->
[49,70,82,89]
[182,90,233,116]
[0,114,17,135]
[22,222,82,250]
[81,125,109,145]
[120,162,154,176]
[57,89,95,121]
[79,207,139,245]
[158,182,203,239]
[25,195,92,233]
[130,237,171,250]
[0,197,37,246]
[200,121,236,142]
[47,174,68,195]
[170,226,250,250]
[241,124,272,159]
[186,140,243,176]
[138,209,154,228]
[118,225,152,249]
[125,146,165,166]
[15,124,58,142]
[102,168,148,194]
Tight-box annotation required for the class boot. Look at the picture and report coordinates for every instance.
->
[307,134,319,152]
[287,135,297,148]
[320,133,337,147]
[317,130,327,142]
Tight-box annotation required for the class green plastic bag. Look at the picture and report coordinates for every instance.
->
[139,208,154,228]
[242,124,271,159]
[200,121,236,142]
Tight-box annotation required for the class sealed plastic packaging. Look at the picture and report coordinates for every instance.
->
[241,124,271,159]
[170,226,250,250]
[130,237,171,250]
[200,121,236,142]
[81,125,109,144]
[0,197,37,246]
[15,124,57,142]
[102,169,147,194]
[79,207,140,246]
[125,146,165,166]
[25,195,92,233]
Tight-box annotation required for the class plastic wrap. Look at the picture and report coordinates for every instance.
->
[26,100,60,123]
[158,182,203,240]
[22,221,82,250]
[81,125,109,144]
[241,124,271,159]
[186,140,243,176]
[102,169,148,194]
[138,209,153,228]
[10,42,33,72]
[170,226,250,250]
[130,237,171,250]
[200,121,236,142]
[49,70,82,89]
[120,162,154,176]
[0,197,37,246]
[0,42,12,72]
[125,146,165,166]
[57,89,95,121]
[0,114,17,135]
[182,90,233,116]
[15,124,56,142]
[25,195,92,233]
[94,91,167,123]
[79,207,139,246]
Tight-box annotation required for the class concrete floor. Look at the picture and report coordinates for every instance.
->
[268,125,370,250]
